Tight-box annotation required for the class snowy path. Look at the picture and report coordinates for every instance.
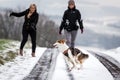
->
[88,50,120,80]
[23,48,58,80]
[0,47,117,80]
[51,52,74,80]
[52,48,114,80]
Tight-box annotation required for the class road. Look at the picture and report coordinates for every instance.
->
[23,48,58,80]
[88,50,120,80]
[23,48,120,80]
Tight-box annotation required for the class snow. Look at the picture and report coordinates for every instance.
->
[0,0,119,79]
[52,53,70,80]
[0,47,46,80]
[84,46,120,64]
[51,48,114,80]
[0,43,119,80]
[103,47,120,63]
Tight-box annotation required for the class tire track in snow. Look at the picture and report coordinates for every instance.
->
[88,50,120,80]
[23,48,58,80]
[65,64,75,80]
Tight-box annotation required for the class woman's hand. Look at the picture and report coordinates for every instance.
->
[80,28,83,34]
[9,12,13,17]
[59,31,62,35]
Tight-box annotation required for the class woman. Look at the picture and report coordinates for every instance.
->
[10,4,39,57]
[59,0,84,53]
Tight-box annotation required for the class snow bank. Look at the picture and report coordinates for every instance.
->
[103,47,120,63]
[0,47,46,80]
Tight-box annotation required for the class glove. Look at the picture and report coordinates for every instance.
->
[79,20,84,34]
[59,30,62,35]
[80,28,83,34]
[9,12,13,17]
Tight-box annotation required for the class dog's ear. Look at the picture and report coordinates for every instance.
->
[57,40,60,43]
[61,39,67,44]
[57,40,62,43]
[56,39,66,44]
[62,39,67,42]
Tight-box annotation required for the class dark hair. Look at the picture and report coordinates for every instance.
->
[68,0,75,5]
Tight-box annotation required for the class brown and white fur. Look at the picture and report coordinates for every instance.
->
[53,39,89,71]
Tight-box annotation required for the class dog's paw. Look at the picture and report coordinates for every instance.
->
[77,68,81,70]
[68,67,74,72]
[68,68,72,72]
[67,67,73,72]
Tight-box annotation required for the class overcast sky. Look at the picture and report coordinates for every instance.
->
[0,0,120,19]
[0,0,120,12]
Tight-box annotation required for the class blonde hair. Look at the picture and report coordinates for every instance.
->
[29,4,37,12]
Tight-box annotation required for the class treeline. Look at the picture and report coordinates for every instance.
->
[0,8,62,47]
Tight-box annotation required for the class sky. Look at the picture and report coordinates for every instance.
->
[81,0,120,7]
[0,0,120,21]
[0,0,120,7]
[0,0,120,16]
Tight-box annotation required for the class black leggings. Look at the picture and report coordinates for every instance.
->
[20,30,36,53]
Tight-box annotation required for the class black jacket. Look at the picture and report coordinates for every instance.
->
[11,9,39,31]
[60,7,83,32]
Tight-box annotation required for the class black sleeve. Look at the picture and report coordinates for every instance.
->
[11,9,28,17]
[77,10,84,29]
[59,11,67,32]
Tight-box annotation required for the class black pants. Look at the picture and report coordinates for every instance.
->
[20,30,36,53]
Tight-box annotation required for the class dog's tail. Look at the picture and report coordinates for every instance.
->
[85,54,89,58]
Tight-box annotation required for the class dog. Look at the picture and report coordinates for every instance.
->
[53,39,89,71]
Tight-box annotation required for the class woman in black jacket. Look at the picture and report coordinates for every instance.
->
[10,4,39,57]
[59,0,84,53]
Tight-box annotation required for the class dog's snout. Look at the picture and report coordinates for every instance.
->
[53,43,56,47]
[53,45,56,47]
[53,43,58,48]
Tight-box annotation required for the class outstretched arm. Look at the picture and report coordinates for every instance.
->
[10,9,28,17]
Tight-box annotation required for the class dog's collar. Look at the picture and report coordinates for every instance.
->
[63,48,69,54]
